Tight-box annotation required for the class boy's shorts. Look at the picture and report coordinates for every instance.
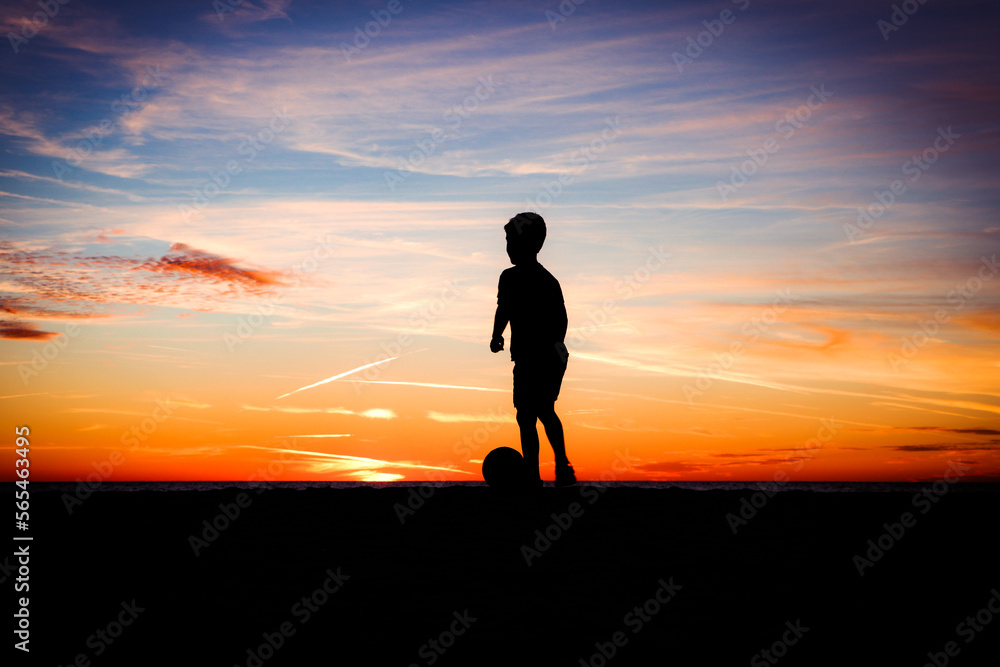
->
[512,354,567,411]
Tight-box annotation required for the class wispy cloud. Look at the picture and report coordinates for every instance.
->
[426,411,513,423]
[242,404,391,419]
[889,443,1000,452]
[138,243,282,290]
[0,238,285,337]
[0,318,57,340]
[239,445,475,477]
[358,380,505,393]
[895,426,1000,436]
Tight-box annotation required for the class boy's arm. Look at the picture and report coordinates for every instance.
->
[557,300,567,340]
[490,305,507,353]
[554,284,568,360]
[492,271,509,353]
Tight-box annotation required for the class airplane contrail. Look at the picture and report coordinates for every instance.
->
[276,356,398,399]
[350,380,505,392]
[240,445,476,475]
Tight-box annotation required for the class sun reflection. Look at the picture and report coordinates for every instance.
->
[352,471,405,482]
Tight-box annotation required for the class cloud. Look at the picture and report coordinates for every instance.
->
[240,404,387,419]
[688,427,734,438]
[239,445,474,477]
[954,312,1000,335]
[359,408,396,420]
[138,243,282,289]
[895,426,1000,436]
[66,407,223,425]
[0,239,285,337]
[0,294,98,321]
[725,458,808,467]
[631,461,711,474]
[167,397,214,409]
[703,452,810,467]
[0,169,145,202]
[889,443,1000,452]
[577,419,661,432]
[357,380,505,393]
[0,319,56,340]
[426,411,513,423]
[202,0,292,26]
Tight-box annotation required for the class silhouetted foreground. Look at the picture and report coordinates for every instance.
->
[24,486,1000,665]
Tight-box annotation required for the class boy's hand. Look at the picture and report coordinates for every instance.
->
[490,335,504,353]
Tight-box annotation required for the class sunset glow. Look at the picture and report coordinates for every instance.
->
[1,0,998,483]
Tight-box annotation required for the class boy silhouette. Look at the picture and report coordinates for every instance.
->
[491,212,576,488]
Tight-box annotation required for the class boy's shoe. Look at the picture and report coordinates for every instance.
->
[555,464,577,488]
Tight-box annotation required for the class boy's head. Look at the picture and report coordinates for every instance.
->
[504,212,546,265]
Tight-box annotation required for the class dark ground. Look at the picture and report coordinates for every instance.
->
[12,485,1000,665]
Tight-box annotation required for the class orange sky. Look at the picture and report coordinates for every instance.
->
[2,0,999,483]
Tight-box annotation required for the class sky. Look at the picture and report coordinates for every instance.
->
[1,0,999,483]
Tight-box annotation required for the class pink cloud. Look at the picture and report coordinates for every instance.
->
[138,243,282,289]
[0,240,285,339]
[0,319,57,340]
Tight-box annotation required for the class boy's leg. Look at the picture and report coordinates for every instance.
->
[537,403,568,467]
[516,409,541,484]
[540,405,575,487]
[513,362,543,485]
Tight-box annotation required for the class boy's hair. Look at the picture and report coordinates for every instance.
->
[505,212,546,253]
